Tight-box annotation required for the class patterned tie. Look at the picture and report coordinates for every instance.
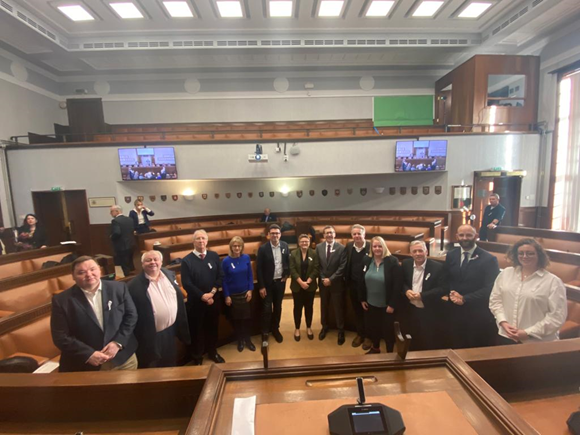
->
[460,252,470,274]
[326,243,331,260]
[200,253,205,260]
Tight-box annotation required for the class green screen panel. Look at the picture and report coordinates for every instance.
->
[373,95,434,126]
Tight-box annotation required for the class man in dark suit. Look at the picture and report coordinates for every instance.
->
[344,224,371,349]
[109,205,135,277]
[51,256,138,372]
[260,208,278,223]
[479,193,506,241]
[257,224,290,343]
[316,225,348,345]
[128,250,190,368]
[444,225,500,349]
[181,230,224,365]
[402,240,446,350]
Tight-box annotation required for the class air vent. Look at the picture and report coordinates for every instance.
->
[26,17,37,28]
[128,42,138,48]
[483,1,534,41]
[532,0,543,6]
[16,11,26,20]
[0,1,13,12]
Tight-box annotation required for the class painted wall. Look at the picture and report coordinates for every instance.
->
[7,133,540,225]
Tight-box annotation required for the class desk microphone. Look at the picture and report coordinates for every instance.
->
[356,377,365,405]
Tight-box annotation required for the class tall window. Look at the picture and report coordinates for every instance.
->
[552,70,580,231]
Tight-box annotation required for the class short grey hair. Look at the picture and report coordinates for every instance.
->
[351,224,366,233]
[193,229,208,239]
[111,205,122,212]
[490,193,500,200]
[141,250,163,263]
[409,240,427,251]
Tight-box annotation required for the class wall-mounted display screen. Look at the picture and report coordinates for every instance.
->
[119,147,178,180]
[395,140,447,172]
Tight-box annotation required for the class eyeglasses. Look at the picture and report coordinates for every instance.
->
[270,232,281,236]
[517,251,537,257]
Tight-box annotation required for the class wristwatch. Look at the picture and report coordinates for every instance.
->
[115,341,123,350]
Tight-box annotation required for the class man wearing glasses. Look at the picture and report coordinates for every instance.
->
[257,224,290,343]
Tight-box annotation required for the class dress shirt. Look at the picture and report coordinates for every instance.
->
[134,209,145,225]
[271,242,283,280]
[193,249,207,259]
[146,272,178,332]
[353,241,366,253]
[326,241,335,259]
[489,267,568,341]
[411,262,425,308]
[81,282,104,330]
[460,246,477,266]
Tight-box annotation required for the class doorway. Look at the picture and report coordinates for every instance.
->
[32,190,91,251]
[472,172,523,231]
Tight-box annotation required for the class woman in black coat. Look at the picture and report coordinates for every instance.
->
[15,214,47,250]
[358,236,403,354]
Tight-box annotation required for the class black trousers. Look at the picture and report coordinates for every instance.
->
[188,299,219,359]
[114,249,135,276]
[348,283,366,337]
[448,305,496,349]
[233,319,253,342]
[407,305,435,351]
[366,305,395,352]
[496,334,520,346]
[139,324,177,368]
[261,280,285,334]
[320,284,345,331]
[292,289,315,329]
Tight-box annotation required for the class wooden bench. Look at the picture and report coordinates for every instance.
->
[488,226,580,253]
[0,244,82,280]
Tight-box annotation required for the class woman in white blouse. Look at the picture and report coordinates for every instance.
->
[489,238,568,344]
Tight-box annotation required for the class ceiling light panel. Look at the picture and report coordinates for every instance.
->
[365,1,395,17]
[216,0,244,17]
[318,0,345,17]
[109,2,144,18]
[269,0,293,17]
[163,1,194,17]
[458,2,492,18]
[57,4,95,21]
[412,1,444,17]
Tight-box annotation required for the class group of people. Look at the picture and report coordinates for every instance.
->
[49,215,568,372]
[0,213,48,252]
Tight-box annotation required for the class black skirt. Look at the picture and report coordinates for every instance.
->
[230,292,251,320]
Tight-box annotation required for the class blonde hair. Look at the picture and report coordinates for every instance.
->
[229,236,245,255]
[369,236,391,259]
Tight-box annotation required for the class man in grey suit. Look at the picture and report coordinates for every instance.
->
[316,225,347,345]
[109,205,135,277]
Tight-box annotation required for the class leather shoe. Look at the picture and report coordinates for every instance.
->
[294,333,301,342]
[362,338,373,351]
[237,340,244,352]
[246,340,256,352]
[366,348,380,355]
[307,331,314,340]
[209,353,225,364]
[338,331,345,346]
[352,335,364,348]
[272,330,284,343]
[319,329,327,341]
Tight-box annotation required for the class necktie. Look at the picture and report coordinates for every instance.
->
[326,243,331,259]
[460,252,469,274]
[200,253,205,260]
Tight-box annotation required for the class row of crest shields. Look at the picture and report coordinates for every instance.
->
[124,186,442,203]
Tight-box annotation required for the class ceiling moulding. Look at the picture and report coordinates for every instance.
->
[0,0,68,49]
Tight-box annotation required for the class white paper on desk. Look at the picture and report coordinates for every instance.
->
[33,361,59,374]
[231,395,256,435]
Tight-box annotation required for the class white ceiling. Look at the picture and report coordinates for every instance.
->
[0,0,579,78]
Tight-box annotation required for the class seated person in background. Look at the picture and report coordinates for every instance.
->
[479,193,506,241]
[129,199,155,234]
[128,250,190,368]
[15,213,47,250]
[260,208,277,222]
[489,238,567,345]
[222,236,255,352]
[51,256,138,372]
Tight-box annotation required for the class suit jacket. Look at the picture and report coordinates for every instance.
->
[129,209,155,229]
[110,215,135,252]
[127,268,190,367]
[316,241,347,291]
[51,280,138,372]
[401,258,446,308]
[444,246,499,309]
[289,248,319,293]
[479,204,506,240]
[358,255,403,308]
[257,241,290,289]
[17,225,48,249]
[344,240,371,285]
[260,213,278,222]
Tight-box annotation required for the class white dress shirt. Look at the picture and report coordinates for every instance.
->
[353,240,366,253]
[411,262,425,309]
[489,267,568,341]
[81,281,104,330]
[271,242,283,280]
[134,209,145,225]
[146,272,178,332]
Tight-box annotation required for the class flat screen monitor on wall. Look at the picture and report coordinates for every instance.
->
[395,140,447,172]
[119,147,178,180]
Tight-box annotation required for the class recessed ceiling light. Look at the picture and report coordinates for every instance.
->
[318,0,344,17]
[412,1,444,17]
[458,2,492,18]
[216,0,243,17]
[365,1,395,17]
[269,0,293,17]
[109,2,144,19]
[163,1,194,17]
[57,5,95,21]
